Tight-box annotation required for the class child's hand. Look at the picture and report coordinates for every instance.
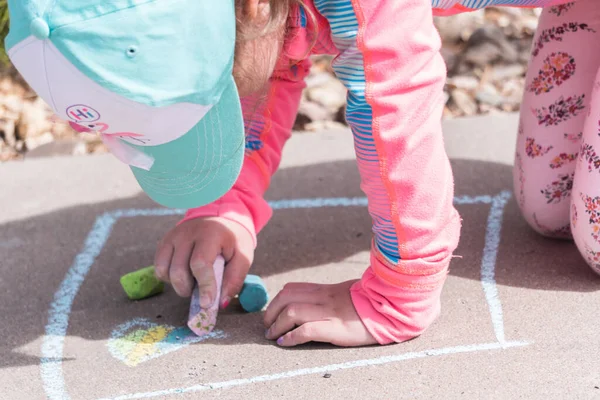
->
[154,217,254,309]
[263,280,377,347]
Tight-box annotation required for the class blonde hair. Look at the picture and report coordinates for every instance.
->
[236,0,314,43]
[232,0,315,98]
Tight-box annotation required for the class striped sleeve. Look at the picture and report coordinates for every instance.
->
[313,0,462,344]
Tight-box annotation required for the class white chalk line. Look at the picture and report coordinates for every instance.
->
[481,191,512,343]
[97,341,530,400]
[41,212,118,400]
[40,194,514,400]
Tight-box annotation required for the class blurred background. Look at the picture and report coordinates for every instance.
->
[0,5,540,162]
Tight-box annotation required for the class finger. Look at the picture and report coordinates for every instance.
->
[265,303,328,340]
[168,242,195,297]
[220,252,252,309]
[263,283,323,328]
[154,243,174,282]
[189,243,221,308]
[276,321,332,347]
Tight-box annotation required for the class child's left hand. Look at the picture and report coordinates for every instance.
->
[263,280,377,347]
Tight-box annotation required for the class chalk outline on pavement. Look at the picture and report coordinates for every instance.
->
[106,318,227,367]
[40,191,530,399]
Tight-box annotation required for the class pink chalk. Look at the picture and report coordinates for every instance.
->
[187,256,225,336]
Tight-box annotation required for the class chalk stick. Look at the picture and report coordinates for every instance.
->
[187,256,225,336]
[120,265,164,300]
[239,275,269,313]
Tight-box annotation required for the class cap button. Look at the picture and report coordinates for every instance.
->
[30,18,50,40]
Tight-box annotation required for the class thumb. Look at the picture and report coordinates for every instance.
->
[220,252,253,309]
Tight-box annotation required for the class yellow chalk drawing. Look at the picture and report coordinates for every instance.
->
[107,318,226,367]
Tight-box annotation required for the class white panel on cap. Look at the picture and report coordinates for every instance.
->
[8,37,60,114]
[14,39,213,147]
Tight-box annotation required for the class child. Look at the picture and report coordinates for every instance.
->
[156,0,588,347]
[513,1,600,275]
[6,0,581,349]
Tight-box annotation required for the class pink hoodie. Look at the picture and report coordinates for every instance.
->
[182,0,573,344]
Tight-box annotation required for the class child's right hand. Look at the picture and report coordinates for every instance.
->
[154,217,255,309]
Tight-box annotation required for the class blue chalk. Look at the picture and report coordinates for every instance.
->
[239,275,268,313]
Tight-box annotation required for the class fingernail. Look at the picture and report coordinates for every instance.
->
[200,295,212,308]
[265,328,270,338]
[277,337,284,346]
[221,297,231,309]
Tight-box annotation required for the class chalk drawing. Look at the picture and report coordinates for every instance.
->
[40,191,529,400]
[107,318,227,367]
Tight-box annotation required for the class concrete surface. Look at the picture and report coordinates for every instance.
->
[1,113,599,399]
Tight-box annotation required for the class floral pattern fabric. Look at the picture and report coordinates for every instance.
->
[515,0,600,275]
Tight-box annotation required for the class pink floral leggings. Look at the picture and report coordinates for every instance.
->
[515,0,600,274]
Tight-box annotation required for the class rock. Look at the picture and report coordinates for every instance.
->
[440,47,458,72]
[87,140,108,154]
[475,84,504,107]
[495,14,511,29]
[501,78,524,96]
[50,119,76,139]
[17,97,53,140]
[294,100,332,131]
[26,138,87,159]
[462,41,503,69]
[334,104,347,125]
[443,106,455,119]
[0,118,16,147]
[434,10,485,43]
[462,26,519,67]
[0,78,14,95]
[310,55,335,74]
[478,103,495,114]
[450,89,478,116]
[0,94,24,117]
[492,64,526,81]
[14,140,25,152]
[0,146,19,162]
[293,113,311,131]
[305,72,335,89]
[0,76,28,98]
[497,79,525,112]
[485,8,539,38]
[446,75,479,91]
[25,132,54,151]
[306,77,347,112]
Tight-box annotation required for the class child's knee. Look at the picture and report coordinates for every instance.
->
[573,237,600,276]
[513,177,572,240]
[572,193,600,275]
[525,210,571,239]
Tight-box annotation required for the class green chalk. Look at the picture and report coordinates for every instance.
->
[120,266,164,300]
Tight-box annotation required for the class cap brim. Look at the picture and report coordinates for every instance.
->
[130,76,244,209]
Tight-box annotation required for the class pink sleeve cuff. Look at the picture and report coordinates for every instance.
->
[351,233,457,345]
[179,160,274,249]
[180,196,262,249]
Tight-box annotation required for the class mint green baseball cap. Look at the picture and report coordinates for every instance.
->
[6,0,245,209]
